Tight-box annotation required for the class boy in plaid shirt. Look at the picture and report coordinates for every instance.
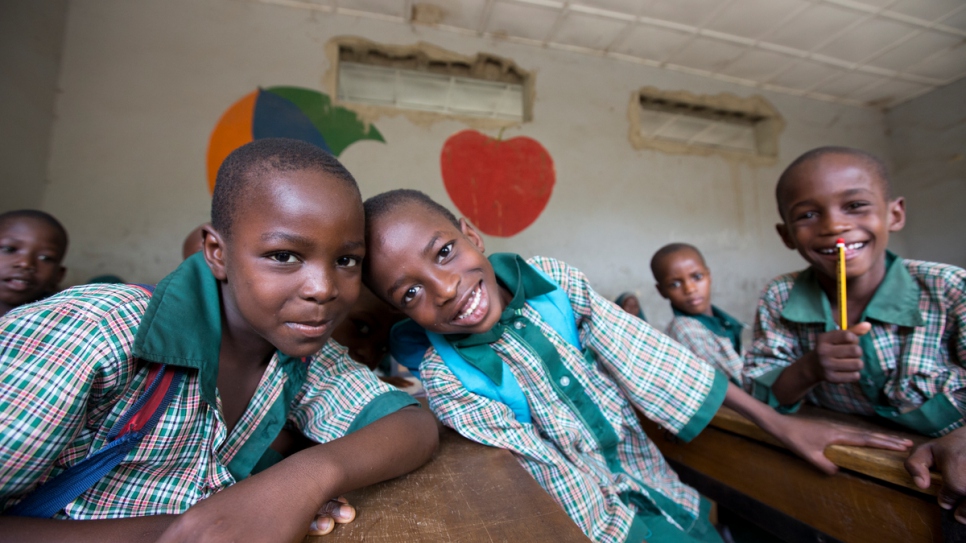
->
[743,145,966,522]
[651,243,744,384]
[0,210,69,317]
[363,189,910,543]
[0,139,437,541]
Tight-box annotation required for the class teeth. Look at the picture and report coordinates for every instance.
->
[457,286,482,320]
[820,241,865,254]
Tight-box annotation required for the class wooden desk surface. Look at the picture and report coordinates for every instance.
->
[312,428,590,543]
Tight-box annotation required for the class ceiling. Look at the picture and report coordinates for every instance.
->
[260,0,966,109]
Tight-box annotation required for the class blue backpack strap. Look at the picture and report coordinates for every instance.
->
[6,284,185,518]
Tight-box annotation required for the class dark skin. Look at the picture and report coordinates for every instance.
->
[770,152,966,522]
[0,217,67,317]
[0,170,438,542]
[364,202,912,478]
[330,286,412,389]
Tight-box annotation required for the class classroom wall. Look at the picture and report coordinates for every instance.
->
[40,0,897,330]
[0,0,68,212]
[886,78,966,269]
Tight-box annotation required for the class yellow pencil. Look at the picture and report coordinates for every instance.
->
[837,238,847,330]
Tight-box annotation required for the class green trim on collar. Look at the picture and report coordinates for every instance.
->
[781,252,924,328]
[673,305,744,353]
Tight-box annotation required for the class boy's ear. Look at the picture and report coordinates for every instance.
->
[459,219,485,253]
[202,225,228,281]
[887,197,906,232]
[775,223,796,250]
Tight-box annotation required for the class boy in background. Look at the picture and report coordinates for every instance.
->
[743,146,966,522]
[651,243,745,384]
[363,189,911,543]
[0,139,437,542]
[0,210,68,317]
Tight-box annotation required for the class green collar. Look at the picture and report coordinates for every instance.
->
[133,252,303,407]
[444,253,555,384]
[673,305,743,353]
[781,251,924,328]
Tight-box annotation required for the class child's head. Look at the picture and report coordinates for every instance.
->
[182,223,208,260]
[205,138,364,358]
[362,189,506,335]
[330,285,404,370]
[614,292,642,318]
[0,210,68,315]
[775,146,904,282]
[650,243,712,316]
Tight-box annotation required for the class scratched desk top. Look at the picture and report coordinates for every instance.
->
[313,428,590,543]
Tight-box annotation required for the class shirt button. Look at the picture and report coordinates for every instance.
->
[560,376,571,387]
[514,321,525,330]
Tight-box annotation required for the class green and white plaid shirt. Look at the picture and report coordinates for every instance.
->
[420,256,728,543]
[666,306,745,384]
[744,253,966,436]
[0,254,415,518]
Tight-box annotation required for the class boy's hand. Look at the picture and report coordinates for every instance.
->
[808,322,873,385]
[772,415,913,474]
[308,496,357,535]
[906,426,966,524]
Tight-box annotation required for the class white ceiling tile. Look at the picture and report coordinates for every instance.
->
[811,71,883,96]
[718,49,792,81]
[939,6,966,31]
[613,25,693,60]
[553,12,629,49]
[704,0,809,40]
[767,60,839,89]
[428,0,489,30]
[818,17,918,63]
[766,3,866,52]
[868,31,962,72]
[886,0,966,23]
[848,78,931,106]
[849,0,901,7]
[486,2,559,41]
[905,42,966,80]
[336,0,407,18]
[636,0,724,28]
[667,36,747,72]
[574,0,642,17]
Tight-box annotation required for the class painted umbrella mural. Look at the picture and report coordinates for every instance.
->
[207,86,384,193]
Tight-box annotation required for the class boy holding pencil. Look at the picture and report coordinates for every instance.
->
[743,146,966,521]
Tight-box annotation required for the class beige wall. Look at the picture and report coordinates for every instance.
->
[0,0,68,212]
[887,78,966,269]
[38,0,899,330]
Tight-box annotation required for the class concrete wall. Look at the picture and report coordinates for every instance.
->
[41,0,897,330]
[886,78,966,269]
[0,0,68,212]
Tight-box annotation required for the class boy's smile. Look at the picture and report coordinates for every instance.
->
[204,169,365,359]
[0,218,66,313]
[776,153,904,292]
[654,250,713,316]
[365,202,507,335]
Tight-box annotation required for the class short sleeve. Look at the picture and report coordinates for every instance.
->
[527,256,728,442]
[289,342,417,443]
[743,277,805,412]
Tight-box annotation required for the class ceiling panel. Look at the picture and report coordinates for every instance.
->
[553,11,629,50]
[612,25,693,61]
[848,78,931,106]
[576,0,643,15]
[766,3,866,52]
[486,2,559,41]
[887,0,966,23]
[668,36,748,72]
[905,43,966,80]
[868,31,962,72]
[818,17,918,64]
[336,0,407,18]
[812,71,882,96]
[704,0,808,40]
[718,49,792,81]
[940,7,966,31]
[766,60,837,89]
[432,0,489,29]
[636,0,722,28]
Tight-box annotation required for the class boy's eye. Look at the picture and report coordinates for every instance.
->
[845,201,869,211]
[270,252,299,264]
[401,285,421,305]
[693,273,704,281]
[670,280,681,288]
[436,242,454,263]
[337,256,360,268]
[794,211,817,221]
[0,245,15,254]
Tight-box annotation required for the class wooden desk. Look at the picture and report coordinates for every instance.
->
[640,406,944,543]
[313,428,590,542]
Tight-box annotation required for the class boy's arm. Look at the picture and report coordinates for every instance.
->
[768,323,872,405]
[906,426,966,524]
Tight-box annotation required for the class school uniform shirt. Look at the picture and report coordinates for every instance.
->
[666,306,745,384]
[0,253,416,518]
[420,255,729,543]
[744,252,966,437]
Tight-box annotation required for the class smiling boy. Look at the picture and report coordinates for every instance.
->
[0,139,437,542]
[651,243,744,384]
[364,189,911,543]
[0,210,68,317]
[744,146,966,520]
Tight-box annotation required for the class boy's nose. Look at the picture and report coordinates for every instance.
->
[432,271,460,306]
[821,211,851,235]
[301,266,338,303]
[12,252,37,271]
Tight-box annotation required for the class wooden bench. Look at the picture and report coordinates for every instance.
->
[640,405,946,543]
[313,427,590,542]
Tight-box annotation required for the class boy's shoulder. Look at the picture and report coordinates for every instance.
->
[2,283,151,328]
[760,270,804,306]
[901,258,966,292]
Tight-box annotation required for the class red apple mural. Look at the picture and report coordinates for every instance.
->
[440,130,555,237]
